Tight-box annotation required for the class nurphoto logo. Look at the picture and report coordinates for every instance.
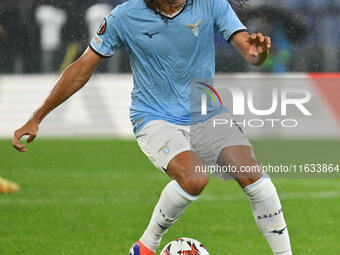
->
[199,83,312,128]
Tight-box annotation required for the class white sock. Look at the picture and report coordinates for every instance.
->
[243,175,293,255]
[140,180,199,252]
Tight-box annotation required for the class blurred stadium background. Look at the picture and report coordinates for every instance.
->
[1,0,340,254]
[1,0,340,73]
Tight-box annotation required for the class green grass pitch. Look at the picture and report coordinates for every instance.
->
[0,139,340,254]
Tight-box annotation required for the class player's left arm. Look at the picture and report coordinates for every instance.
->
[231,31,271,66]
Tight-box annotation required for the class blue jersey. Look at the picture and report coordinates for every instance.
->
[90,0,246,134]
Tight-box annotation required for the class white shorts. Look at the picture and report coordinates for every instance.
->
[136,113,252,172]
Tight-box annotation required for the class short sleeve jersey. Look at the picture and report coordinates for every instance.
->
[90,0,246,134]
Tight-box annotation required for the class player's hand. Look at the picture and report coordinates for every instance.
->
[247,33,271,57]
[12,119,40,152]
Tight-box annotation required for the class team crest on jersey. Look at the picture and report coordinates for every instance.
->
[185,20,203,38]
[97,18,107,35]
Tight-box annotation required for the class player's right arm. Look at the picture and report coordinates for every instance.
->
[12,47,102,152]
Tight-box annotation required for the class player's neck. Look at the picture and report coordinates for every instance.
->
[157,0,187,17]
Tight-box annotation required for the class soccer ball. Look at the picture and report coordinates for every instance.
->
[160,238,209,255]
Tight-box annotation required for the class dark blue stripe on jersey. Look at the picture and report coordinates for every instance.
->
[227,28,248,42]
[89,44,112,58]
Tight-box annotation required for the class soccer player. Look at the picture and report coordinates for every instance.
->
[0,176,19,194]
[12,0,293,254]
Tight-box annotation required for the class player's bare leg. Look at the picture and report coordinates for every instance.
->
[0,176,19,194]
[217,146,293,255]
[133,151,208,254]
[166,150,209,196]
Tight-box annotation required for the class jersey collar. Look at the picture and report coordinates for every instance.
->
[156,0,188,20]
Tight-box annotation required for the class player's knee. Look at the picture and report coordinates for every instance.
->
[178,175,209,196]
[167,151,208,196]
[237,176,262,189]
[234,161,264,188]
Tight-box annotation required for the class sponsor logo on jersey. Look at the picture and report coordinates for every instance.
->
[185,20,203,38]
[144,32,159,38]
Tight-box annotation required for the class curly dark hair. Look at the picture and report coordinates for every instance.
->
[144,0,248,22]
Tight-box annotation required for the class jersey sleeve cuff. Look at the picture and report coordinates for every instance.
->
[226,28,248,43]
[89,44,113,58]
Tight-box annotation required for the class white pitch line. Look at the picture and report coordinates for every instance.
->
[0,197,123,205]
[201,191,340,202]
[0,191,340,205]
